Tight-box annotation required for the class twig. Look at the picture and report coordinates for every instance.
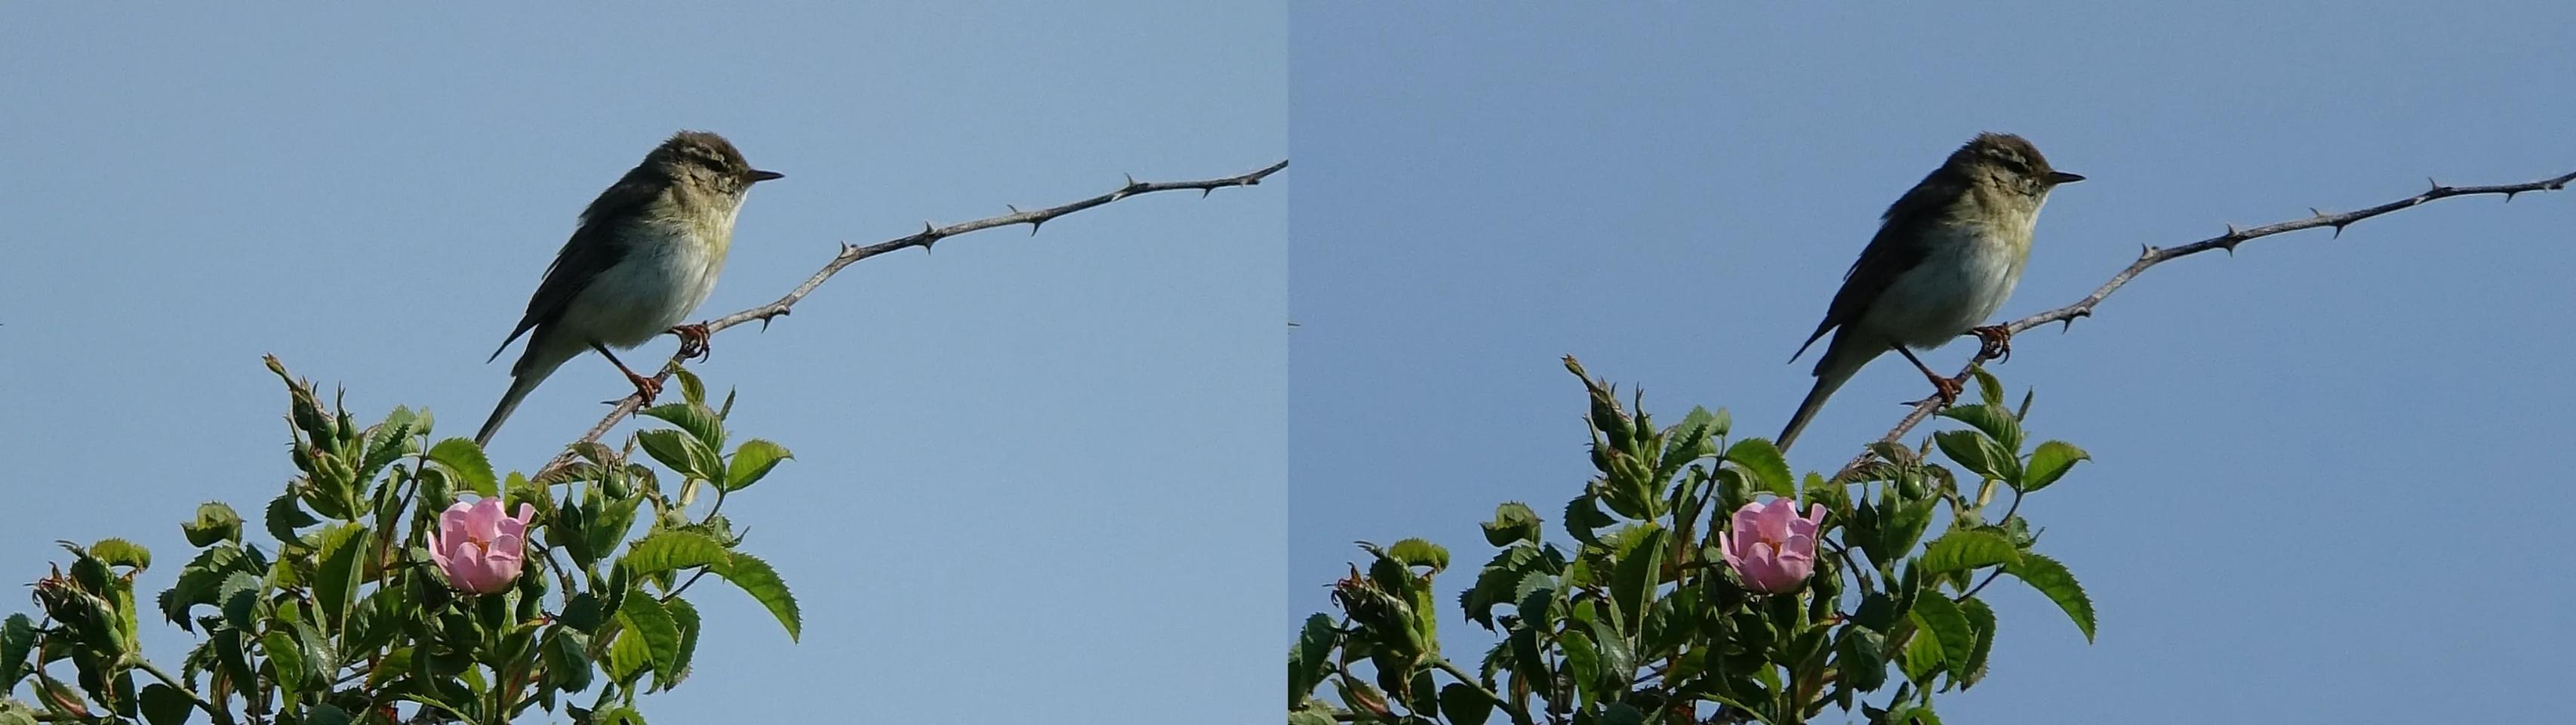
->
[534,159,1289,477]
[1830,168,2576,481]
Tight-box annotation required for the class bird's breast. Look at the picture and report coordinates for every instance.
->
[1860,219,2030,349]
[560,221,729,349]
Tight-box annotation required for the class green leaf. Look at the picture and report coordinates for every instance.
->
[1437,683,1491,725]
[218,571,261,632]
[1562,495,1615,546]
[640,403,726,453]
[1385,538,1449,573]
[722,439,792,492]
[1917,529,2020,575]
[636,429,722,483]
[616,593,682,685]
[1958,597,1998,689]
[2005,553,2094,642]
[0,702,38,725]
[139,683,193,725]
[1835,626,1888,691]
[1288,703,1336,725]
[1610,526,1667,637]
[90,538,151,570]
[617,530,731,578]
[1602,702,1645,725]
[716,553,801,641]
[1725,438,1793,497]
[303,704,351,725]
[426,438,498,498]
[663,597,701,690]
[1937,404,2023,454]
[1899,627,1943,685]
[184,503,244,548]
[543,628,595,693]
[1970,367,2005,409]
[266,494,319,542]
[1908,595,1974,679]
[673,367,708,407]
[0,614,32,688]
[1480,501,1542,547]
[313,524,368,631]
[1931,430,2017,483]
[2020,441,2090,492]
[606,623,650,683]
[1288,614,1337,708]
[264,630,309,694]
[1560,629,1600,702]
[358,406,417,483]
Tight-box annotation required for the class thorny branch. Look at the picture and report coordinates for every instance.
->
[1830,168,2576,482]
[534,159,1289,477]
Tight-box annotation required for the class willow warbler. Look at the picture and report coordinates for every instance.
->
[1777,132,2082,452]
[475,131,782,446]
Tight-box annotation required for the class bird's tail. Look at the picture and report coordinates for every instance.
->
[473,374,545,448]
[475,337,577,448]
[1776,334,1877,453]
[1775,375,1845,453]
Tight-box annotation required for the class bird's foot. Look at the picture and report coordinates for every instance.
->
[1906,375,1964,409]
[1968,325,2013,363]
[622,369,664,403]
[670,323,712,362]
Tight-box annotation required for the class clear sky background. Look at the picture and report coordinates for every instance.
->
[1291,3,2571,723]
[1,4,1282,723]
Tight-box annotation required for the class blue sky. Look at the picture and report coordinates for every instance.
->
[1290,3,2572,723]
[0,4,1282,723]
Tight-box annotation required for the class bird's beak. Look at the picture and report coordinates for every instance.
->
[2047,171,2085,185]
[747,169,785,183]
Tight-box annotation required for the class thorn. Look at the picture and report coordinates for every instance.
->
[2221,238,2239,256]
[1125,172,1137,187]
[1007,204,1020,214]
[839,242,857,256]
[1028,218,1046,236]
[2138,244,2158,260]
[2309,207,2326,218]
[2503,190,2518,203]
[2331,222,2349,239]
[2428,177,2442,192]
[2224,222,2239,237]
[1201,187,1214,199]
[919,221,937,253]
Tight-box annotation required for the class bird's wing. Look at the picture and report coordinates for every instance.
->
[1789,170,1963,362]
[488,170,662,364]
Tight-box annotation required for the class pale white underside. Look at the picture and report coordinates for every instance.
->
[557,215,731,348]
[1857,196,2043,349]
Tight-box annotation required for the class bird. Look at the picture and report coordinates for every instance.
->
[1776,132,2083,452]
[475,131,783,447]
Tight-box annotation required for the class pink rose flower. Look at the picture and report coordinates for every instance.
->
[1721,497,1827,594]
[425,498,536,594]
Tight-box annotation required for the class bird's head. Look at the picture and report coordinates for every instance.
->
[651,130,785,195]
[1950,132,2082,197]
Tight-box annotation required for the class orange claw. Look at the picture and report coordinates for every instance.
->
[1907,375,1964,409]
[1970,325,2013,362]
[623,369,663,403]
[671,323,713,362]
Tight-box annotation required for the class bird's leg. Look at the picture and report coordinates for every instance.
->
[1891,344,1962,408]
[669,323,712,362]
[590,344,663,403]
[1967,324,2013,362]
